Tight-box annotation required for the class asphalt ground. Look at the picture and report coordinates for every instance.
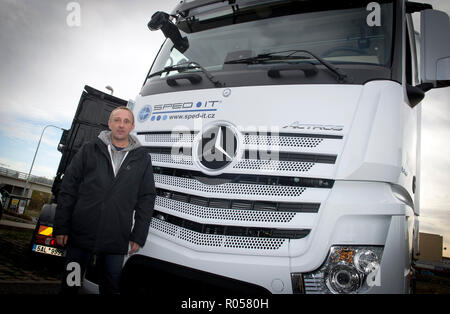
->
[0,218,63,294]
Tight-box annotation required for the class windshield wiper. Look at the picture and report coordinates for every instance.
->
[224,54,311,65]
[147,64,193,79]
[147,61,223,87]
[225,49,351,83]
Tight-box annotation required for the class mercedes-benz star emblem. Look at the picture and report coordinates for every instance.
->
[193,122,239,174]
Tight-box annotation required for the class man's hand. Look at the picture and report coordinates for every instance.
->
[129,241,140,254]
[56,235,68,247]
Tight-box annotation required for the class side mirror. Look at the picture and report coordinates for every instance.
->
[148,11,189,53]
[420,9,450,87]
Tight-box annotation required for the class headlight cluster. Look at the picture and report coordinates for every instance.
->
[299,246,383,294]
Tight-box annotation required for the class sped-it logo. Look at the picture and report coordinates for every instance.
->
[138,105,152,122]
[146,100,221,122]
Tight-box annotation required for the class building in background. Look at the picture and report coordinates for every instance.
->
[415,232,449,276]
[418,233,443,262]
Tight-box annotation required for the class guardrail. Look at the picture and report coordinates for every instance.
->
[0,166,54,186]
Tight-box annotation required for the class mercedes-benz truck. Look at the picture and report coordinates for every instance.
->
[70,0,450,294]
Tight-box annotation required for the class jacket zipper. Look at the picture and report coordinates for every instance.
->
[107,144,129,178]
[94,142,138,252]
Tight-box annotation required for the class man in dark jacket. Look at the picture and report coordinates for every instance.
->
[54,106,156,294]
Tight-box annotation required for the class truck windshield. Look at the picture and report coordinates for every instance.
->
[146,0,394,87]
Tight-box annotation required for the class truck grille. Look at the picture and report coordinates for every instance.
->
[155,185,320,226]
[152,210,310,239]
[151,218,288,251]
[155,173,308,197]
[140,130,342,255]
[141,131,342,147]
[146,146,337,175]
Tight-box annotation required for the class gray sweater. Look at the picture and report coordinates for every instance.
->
[98,130,141,176]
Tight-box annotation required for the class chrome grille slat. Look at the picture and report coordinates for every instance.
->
[144,133,196,143]
[244,134,323,148]
[150,218,288,254]
[140,132,335,150]
[150,155,336,177]
[233,160,315,172]
[154,173,307,197]
[150,153,321,173]
[155,196,297,223]
[153,167,334,189]
[152,210,310,239]
[151,153,193,165]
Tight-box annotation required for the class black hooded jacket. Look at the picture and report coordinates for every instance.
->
[54,135,156,255]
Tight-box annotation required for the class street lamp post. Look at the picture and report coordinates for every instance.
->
[22,124,65,198]
[105,85,114,95]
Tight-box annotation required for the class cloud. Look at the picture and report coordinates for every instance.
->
[0,0,176,179]
[0,109,64,147]
[0,155,57,179]
[0,0,171,126]
[0,156,29,174]
[420,88,450,210]
[419,86,450,256]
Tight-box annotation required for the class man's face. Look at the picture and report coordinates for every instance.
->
[108,109,135,142]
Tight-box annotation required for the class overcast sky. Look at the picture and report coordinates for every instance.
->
[0,0,448,257]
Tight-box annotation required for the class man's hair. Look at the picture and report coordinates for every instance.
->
[109,106,135,124]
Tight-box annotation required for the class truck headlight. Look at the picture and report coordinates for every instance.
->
[301,246,383,294]
[326,263,360,294]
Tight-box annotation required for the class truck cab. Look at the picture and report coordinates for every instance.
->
[111,0,449,294]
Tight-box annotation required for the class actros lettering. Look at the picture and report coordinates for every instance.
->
[283,121,344,132]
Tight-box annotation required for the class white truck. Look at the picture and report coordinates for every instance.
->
[82,0,450,294]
